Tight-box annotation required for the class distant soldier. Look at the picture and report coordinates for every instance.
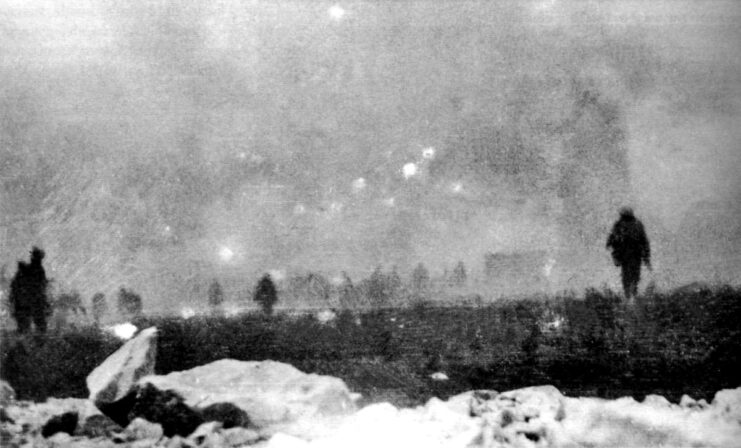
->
[9,247,51,333]
[606,208,651,299]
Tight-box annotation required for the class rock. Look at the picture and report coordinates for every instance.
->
[643,394,673,408]
[711,387,741,423]
[78,414,123,438]
[87,327,157,425]
[46,431,72,445]
[0,407,14,423]
[264,433,309,448]
[161,435,190,448]
[0,380,15,405]
[122,417,164,442]
[474,385,566,447]
[457,389,498,417]
[41,411,79,438]
[201,402,251,429]
[197,431,228,448]
[187,421,222,445]
[1,427,15,446]
[1,397,99,442]
[560,394,741,448]
[137,359,357,439]
[680,394,709,410]
[222,427,260,446]
[128,383,204,438]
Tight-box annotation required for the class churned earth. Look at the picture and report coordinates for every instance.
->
[1,327,740,448]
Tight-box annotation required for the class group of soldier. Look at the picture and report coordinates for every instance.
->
[4,207,651,333]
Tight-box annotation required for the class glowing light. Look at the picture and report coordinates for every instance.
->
[430,372,449,381]
[384,197,396,207]
[352,177,366,193]
[452,182,463,193]
[294,204,306,215]
[219,246,234,262]
[402,163,418,179]
[422,147,436,159]
[316,309,337,325]
[238,152,247,160]
[328,4,346,21]
[180,307,196,319]
[107,322,137,340]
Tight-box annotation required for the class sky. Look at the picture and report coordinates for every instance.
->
[1,0,740,309]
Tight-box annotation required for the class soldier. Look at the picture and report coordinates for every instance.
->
[606,208,651,299]
[8,247,51,333]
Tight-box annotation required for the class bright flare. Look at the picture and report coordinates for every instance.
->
[452,182,463,193]
[402,163,418,179]
[108,322,137,340]
[328,5,345,21]
[352,177,366,193]
[422,147,436,159]
[180,307,196,319]
[219,246,234,262]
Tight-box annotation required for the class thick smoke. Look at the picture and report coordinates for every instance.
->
[1,1,740,310]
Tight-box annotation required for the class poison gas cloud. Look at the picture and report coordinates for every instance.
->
[1,1,740,310]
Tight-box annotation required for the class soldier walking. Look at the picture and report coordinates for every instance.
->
[606,208,651,299]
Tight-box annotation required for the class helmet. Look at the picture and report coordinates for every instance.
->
[30,246,45,260]
[619,207,634,218]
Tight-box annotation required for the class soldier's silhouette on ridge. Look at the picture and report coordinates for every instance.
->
[606,208,651,300]
[8,247,51,333]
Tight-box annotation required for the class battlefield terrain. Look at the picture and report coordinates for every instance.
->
[2,284,740,408]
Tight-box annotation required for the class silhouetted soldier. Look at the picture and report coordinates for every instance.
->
[9,247,51,333]
[606,208,651,299]
[254,274,277,316]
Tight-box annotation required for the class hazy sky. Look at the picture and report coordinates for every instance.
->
[1,1,740,308]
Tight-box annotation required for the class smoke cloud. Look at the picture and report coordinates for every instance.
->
[1,1,739,310]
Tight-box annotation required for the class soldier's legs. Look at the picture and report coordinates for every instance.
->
[32,312,47,333]
[15,313,31,333]
[621,262,641,299]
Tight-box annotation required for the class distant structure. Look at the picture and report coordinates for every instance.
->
[606,207,651,299]
[8,246,51,333]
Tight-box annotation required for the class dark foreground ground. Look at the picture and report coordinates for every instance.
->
[2,285,740,408]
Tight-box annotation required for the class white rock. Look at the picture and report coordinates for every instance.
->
[560,394,741,448]
[87,327,158,406]
[265,433,310,448]
[0,380,16,405]
[139,359,357,439]
[711,387,741,423]
[643,394,673,408]
[187,421,222,444]
[222,426,261,446]
[123,417,164,441]
[680,394,709,410]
